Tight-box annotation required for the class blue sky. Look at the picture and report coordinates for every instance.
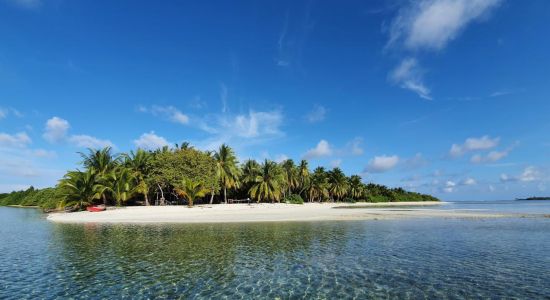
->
[1,0,549,200]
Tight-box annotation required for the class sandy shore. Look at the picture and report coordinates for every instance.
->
[46,201,518,224]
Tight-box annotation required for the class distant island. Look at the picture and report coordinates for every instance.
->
[516,197,550,201]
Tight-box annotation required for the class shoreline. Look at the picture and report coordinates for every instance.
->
[45,201,522,224]
[6,205,40,208]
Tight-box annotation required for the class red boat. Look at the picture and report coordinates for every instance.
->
[86,205,106,212]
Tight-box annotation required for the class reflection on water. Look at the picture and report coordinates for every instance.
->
[1,207,549,299]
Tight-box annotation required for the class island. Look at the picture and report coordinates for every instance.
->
[1,144,445,223]
[516,197,550,201]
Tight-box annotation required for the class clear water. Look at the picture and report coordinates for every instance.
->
[0,205,549,299]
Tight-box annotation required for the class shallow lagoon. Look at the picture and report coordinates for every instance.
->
[1,203,549,299]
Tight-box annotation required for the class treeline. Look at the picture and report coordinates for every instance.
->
[1,144,438,210]
[0,187,63,209]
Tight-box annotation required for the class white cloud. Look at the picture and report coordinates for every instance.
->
[461,177,477,186]
[390,58,431,100]
[69,135,114,149]
[0,108,6,119]
[0,132,31,148]
[348,137,364,155]
[500,166,544,183]
[404,153,428,169]
[471,149,508,163]
[43,117,70,143]
[388,0,502,51]
[230,111,283,139]
[150,106,189,124]
[306,105,327,123]
[365,155,399,173]
[386,0,501,99]
[134,131,169,150]
[303,140,333,159]
[449,135,499,157]
[443,180,456,193]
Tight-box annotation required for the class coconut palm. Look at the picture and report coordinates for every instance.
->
[58,169,100,209]
[124,149,152,205]
[96,167,137,206]
[328,168,348,201]
[175,179,209,207]
[297,159,310,193]
[281,159,299,198]
[241,159,261,184]
[348,175,363,199]
[308,167,329,202]
[249,160,284,203]
[213,144,241,203]
[79,147,120,205]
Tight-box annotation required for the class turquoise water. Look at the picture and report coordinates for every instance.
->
[0,203,549,299]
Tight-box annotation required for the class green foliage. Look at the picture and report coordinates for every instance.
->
[175,179,209,207]
[284,194,304,204]
[249,160,285,203]
[148,147,219,196]
[2,144,440,209]
[342,197,356,203]
[0,186,64,209]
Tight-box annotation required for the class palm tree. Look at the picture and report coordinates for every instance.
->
[298,159,310,194]
[175,179,209,207]
[58,169,100,209]
[328,168,348,201]
[96,167,137,206]
[213,144,241,203]
[281,159,299,198]
[241,159,261,184]
[348,175,363,199]
[308,167,329,202]
[249,160,284,203]
[79,147,120,205]
[124,149,152,205]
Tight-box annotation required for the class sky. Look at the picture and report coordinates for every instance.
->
[1,0,549,200]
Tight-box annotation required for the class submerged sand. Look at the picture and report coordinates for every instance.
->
[46,201,520,224]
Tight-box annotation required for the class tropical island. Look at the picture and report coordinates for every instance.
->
[0,144,446,223]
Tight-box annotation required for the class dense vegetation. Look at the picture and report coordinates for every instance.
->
[0,144,438,210]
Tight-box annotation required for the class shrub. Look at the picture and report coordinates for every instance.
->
[284,194,304,204]
[343,197,356,203]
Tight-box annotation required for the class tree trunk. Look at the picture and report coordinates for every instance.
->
[224,187,227,204]
[209,190,214,204]
[144,193,150,206]
[157,183,165,206]
[102,194,107,206]
[188,198,193,208]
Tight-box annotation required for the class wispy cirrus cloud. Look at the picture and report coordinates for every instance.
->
[385,0,502,99]
[390,58,431,100]
[139,105,189,124]
[305,104,327,123]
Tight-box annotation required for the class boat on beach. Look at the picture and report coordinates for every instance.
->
[86,205,106,212]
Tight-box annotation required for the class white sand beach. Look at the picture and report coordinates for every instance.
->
[46,201,513,224]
